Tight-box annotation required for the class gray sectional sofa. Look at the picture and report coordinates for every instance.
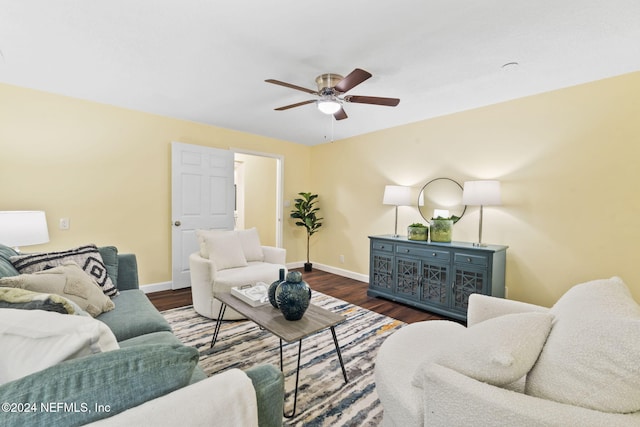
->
[0,243,284,426]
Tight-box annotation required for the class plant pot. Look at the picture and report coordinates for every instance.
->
[430,219,453,243]
[407,226,428,241]
[304,262,313,272]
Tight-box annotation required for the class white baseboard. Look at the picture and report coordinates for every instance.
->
[286,262,369,283]
[285,261,305,270]
[141,265,369,295]
[140,281,172,294]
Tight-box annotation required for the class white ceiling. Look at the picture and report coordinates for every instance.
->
[2,1,639,146]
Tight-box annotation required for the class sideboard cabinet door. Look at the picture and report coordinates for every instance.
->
[369,240,394,295]
[421,260,450,308]
[395,256,421,299]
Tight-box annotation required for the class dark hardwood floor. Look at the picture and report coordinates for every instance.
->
[147,268,449,324]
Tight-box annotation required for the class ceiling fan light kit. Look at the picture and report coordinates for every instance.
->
[266,68,400,121]
[317,98,342,115]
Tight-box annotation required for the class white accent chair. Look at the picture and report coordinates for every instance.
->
[375,277,640,427]
[189,228,286,320]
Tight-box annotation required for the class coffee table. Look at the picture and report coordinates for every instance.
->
[210,291,348,417]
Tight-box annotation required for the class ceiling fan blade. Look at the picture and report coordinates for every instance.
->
[274,100,316,111]
[333,108,348,121]
[334,68,372,93]
[265,79,317,95]
[344,95,400,107]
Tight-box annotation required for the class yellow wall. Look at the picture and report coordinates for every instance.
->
[0,83,311,285]
[3,72,640,307]
[310,72,640,307]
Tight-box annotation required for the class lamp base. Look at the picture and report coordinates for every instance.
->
[392,205,401,238]
[473,242,488,247]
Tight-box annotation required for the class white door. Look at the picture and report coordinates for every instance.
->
[171,142,234,289]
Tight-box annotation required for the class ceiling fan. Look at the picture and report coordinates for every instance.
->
[265,68,400,120]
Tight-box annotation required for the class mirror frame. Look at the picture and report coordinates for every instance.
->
[418,177,466,223]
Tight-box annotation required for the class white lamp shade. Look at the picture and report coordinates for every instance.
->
[462,180,502,206]
[0,211,50,247]
[383,185,412,206]
[317,100,342,114]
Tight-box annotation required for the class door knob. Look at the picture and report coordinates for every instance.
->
[174,221,181,227]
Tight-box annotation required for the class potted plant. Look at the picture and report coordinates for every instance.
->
[290,192,323,271]
[430,214,460,243]
[407,223,428,241]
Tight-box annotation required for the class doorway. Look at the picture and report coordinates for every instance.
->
[170,143,283,290]
[233,150,284,248]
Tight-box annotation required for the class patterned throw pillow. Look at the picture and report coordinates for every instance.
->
[10,244,118,297]
[0,287,78,315]
[0,262,115,317]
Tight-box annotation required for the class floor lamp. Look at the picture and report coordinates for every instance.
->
[383,185,411,237]
[462,181,501,246]
[0,211,50,252]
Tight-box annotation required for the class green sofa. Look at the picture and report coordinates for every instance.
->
[0,244,284,426]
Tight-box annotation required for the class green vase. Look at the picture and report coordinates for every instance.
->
[430,219,453,243]
[407,226,428,241]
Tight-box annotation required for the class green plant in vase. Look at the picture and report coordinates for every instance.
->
[430,215,459,243]
[407,222,428,241]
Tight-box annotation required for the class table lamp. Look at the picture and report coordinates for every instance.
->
[462,181,501,246]
[0,211,50,252]
[383,185,411,237]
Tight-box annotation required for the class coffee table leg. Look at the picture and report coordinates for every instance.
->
[283,339,303,419]
[331,326,348,383]
[210,303,227,349]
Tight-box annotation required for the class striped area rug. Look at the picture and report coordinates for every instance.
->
[161,291,405,427]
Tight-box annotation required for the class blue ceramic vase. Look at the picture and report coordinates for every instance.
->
[275,271,311,321]
[268,268,286,308]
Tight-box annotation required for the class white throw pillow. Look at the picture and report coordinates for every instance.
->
[412,312,553,388]
[195,229,224,259]
[0,308,119,385]
[437,312,553,386]
[204,231,248,270]
[525,277,640,413]
[237,228,264,262]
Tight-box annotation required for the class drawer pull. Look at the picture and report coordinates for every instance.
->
[467,257,472,263]
[381,245,385,249]
[432,253,436,256]
[406,249,410,253]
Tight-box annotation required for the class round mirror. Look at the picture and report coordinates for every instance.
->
[418,178,466,223]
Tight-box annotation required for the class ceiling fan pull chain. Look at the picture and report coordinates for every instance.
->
[331,114,335,143]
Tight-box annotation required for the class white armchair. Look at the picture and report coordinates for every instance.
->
[189,228,286,320]
[375,277,640,427]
